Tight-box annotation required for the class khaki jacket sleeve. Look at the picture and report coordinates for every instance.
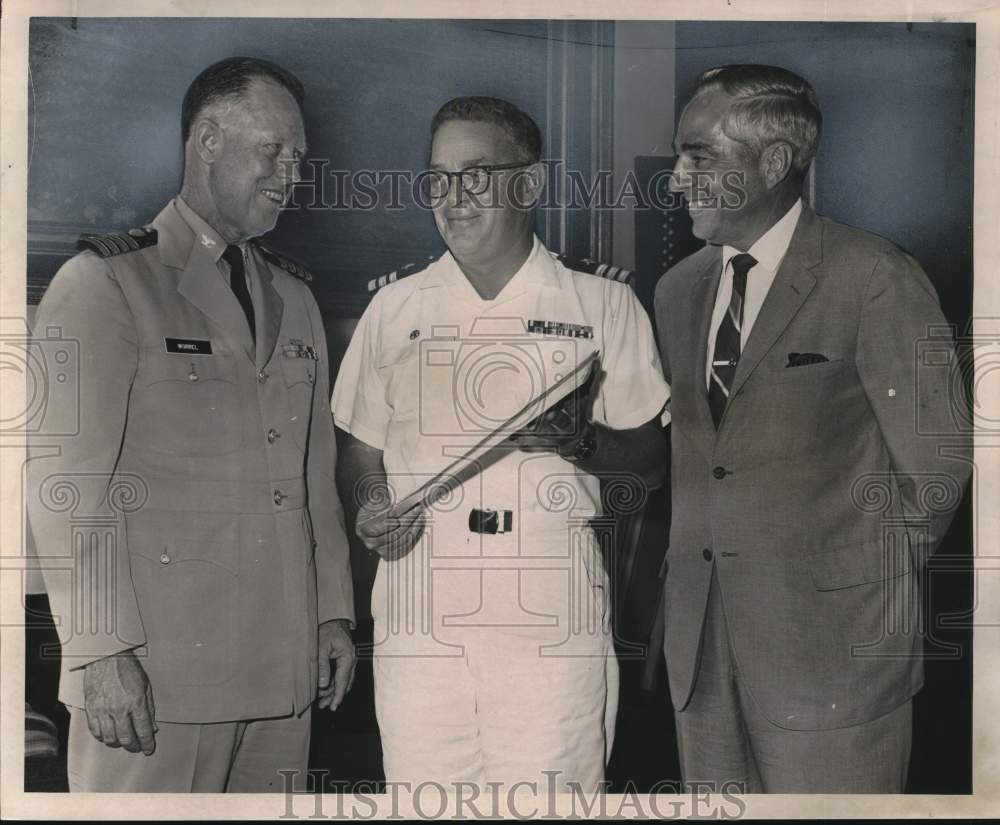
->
[25,252,147,668]
[304,291,355,626]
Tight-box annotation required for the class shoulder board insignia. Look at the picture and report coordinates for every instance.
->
[551,251,636,289]
[367,255,437,294]
[254,243,314,283]
[78,228,157,258]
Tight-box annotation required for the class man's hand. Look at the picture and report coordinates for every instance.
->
[82,650,157,755]
[317,619,356,712]
[509,368,605,457]
[356,501,426,561]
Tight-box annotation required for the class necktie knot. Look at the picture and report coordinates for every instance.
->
[222,244,244,271]
[730,252,757,298]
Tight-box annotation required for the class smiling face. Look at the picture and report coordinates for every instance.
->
[669,89,772,250]
[429,119,538,270]
[199,78,306,244]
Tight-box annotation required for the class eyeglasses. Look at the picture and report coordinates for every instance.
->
[425,161,535,198]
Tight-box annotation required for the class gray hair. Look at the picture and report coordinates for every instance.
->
[693,64,822,174]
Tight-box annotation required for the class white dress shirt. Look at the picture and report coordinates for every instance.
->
[704,198,803,388]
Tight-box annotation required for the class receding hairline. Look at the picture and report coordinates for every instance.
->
[199,76,302,118]
[430,117,532,163]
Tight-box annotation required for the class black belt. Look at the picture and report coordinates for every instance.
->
[468,508,513,534]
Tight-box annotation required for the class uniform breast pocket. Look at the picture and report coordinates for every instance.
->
[376,343,420,421]
[130,351,246,455]
[280,356,316,449]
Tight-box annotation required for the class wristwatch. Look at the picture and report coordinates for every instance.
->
[562,420,598,462]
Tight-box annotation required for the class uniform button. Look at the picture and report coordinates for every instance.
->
[257,369,268,383]
[267,428,280,443]
[274,490,286,505]
[712,466,727,479]
[188,372,199,383]
[702,548,713,562]
[159,552,171,564]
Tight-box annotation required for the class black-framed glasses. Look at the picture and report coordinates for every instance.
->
[425,161,534,198]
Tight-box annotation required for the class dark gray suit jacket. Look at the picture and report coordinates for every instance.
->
[653,205,970,730]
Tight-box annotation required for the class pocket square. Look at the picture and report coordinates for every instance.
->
[786,352,830,367]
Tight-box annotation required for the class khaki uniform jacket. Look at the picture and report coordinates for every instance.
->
[653,205,970,731]
[27,200,354,723]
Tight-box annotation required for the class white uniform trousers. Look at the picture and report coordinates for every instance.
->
[373,628,618,793]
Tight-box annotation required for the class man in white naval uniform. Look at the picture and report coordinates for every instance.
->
[332,96,669,791]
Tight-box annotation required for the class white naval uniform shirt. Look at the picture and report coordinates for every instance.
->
[333,237,668,639]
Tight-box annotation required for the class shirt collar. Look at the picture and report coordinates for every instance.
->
[424,235,558,292]
[508,235,560,291]
[174,196,231,264]
[722,198,803,276]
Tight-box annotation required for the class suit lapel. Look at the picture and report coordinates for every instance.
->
[153,202,256,363]
[176,256,256,363]
[251,250,284,370]
[728,206,823,402]
[688,248,723,456]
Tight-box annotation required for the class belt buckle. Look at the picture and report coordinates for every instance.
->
[468,508,513,534]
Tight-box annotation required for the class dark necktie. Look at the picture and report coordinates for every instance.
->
[223,245,255,344]
[708,252,756,428]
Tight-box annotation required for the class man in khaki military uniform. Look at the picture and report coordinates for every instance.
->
[26,57,355,792]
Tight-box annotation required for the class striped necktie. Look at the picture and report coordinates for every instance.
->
[709,252,756,428]
[223,245,255,344]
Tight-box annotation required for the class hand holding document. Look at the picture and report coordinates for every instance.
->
[387,350,601,520]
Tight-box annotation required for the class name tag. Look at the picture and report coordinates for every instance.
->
[527,320,594,339]
[165,337,213,355]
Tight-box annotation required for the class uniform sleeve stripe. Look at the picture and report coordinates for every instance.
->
[78,229,157,258]
[86,236,113,257]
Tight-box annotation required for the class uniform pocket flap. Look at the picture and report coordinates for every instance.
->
[141,351,238,386]
[133,537,239,575]
[808,539,912,591]
[376,341,419,370]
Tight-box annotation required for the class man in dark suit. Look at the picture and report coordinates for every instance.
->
[653,64,970,792]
